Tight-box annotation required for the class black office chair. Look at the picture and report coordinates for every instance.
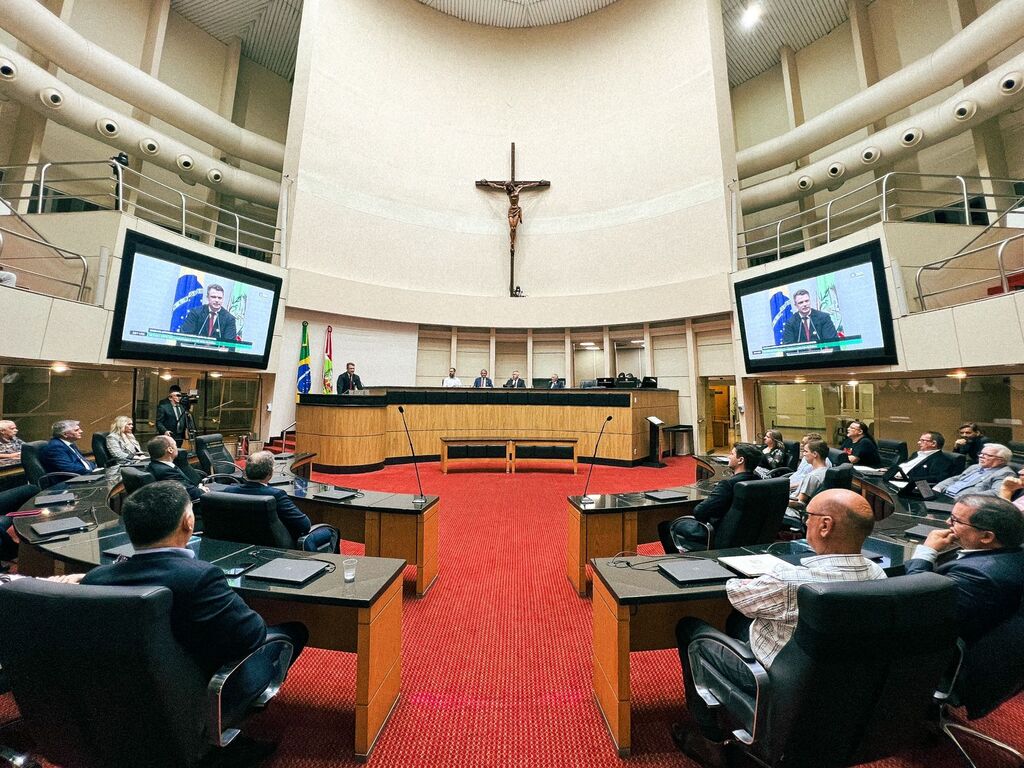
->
[121,466,156,496]
[782,463,855,534]
[195,434,243,478]
[91,431,114,468]
[0,484,39,560]
[783,440,800,472]
[876,439,908,467]
[1007,441,1024,467]
[0,579,294,768]
[200,491,340,553]
[827,447,849,466]
[936,601,1024,767]
[18,440,77,490]
[665,477,789,552]
[684,573,958,768]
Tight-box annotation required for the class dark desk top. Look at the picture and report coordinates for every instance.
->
[298,388,653,409]
[569,455,729,514]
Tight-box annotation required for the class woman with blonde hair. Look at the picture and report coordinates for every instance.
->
[106,415,143,462]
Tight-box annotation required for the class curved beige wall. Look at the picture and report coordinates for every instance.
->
[284,0,737,327]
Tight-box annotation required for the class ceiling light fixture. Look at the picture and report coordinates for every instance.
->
[740,2,763,29]
[50,362,68,373]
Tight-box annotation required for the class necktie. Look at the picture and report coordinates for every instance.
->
[174,405,181,426]
[206,313,216,336]
[803,318,811,342]
[70,443,90,470]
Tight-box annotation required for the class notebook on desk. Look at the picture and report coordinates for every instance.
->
[245,557,329,585]
[644,490,688,502]
[658,558,736,586]
[314,488,357,502]
[30,516,90,537]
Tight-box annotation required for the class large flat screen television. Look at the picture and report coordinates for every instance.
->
[107,230,282,369]
[734,240,897,374]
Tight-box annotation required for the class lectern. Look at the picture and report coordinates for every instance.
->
[642,416,667,468]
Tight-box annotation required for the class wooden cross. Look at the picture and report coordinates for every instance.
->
[476,142,550,297]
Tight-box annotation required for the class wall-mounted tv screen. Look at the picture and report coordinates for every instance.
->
[107,230,282,369]
[734,239,897,374]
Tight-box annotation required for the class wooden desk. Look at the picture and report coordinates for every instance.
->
[296,387,679,472]
[565,456,732,596]
[439,437,509,474]
[510,438,577,474]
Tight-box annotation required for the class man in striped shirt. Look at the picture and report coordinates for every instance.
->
[671,489,886,765]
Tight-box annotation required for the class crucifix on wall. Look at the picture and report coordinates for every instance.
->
[476,142,550,297]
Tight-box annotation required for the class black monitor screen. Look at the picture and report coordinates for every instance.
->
[107,230,282,369]
[734,240,897,373]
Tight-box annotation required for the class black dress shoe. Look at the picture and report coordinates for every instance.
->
[671,722,728,768]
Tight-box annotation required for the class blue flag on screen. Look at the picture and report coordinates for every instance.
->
[170,270,204,332]
[769,291,792,345]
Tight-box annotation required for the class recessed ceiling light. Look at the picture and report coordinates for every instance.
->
[947,371,967,379]
[50,362,68,373]
[847,379,858,386]
[740,2,762,29]
[210,371,222,378]
[160,372,173,380]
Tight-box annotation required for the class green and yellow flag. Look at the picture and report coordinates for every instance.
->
[322,325,334,393]
[296,321,311,395]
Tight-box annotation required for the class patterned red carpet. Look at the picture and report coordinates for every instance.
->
[5,456,1022,766]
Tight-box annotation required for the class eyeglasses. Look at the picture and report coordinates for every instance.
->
[979,453,1001,460]
[948,514,988,531]
[805,512,832,519]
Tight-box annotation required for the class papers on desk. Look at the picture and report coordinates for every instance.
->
[852,465,886,475]
[717,554,794,577]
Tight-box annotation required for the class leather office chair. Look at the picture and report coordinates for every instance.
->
[782,463,854,534]
[782,440,800,471]
[200,491,340,553]
[18,440,77,490]
[936,601,1024,767]
[827,447,849,466]
[666,477,789,552]
[876,439,908,467]
[0,579,294,768]
[684,573,958,768]
[0,484,39,560]
[121,465,156,496]
[195,433,243,477]
[91,432,114,468]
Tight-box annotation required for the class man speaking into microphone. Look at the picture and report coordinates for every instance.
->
[780,289,837,345]
[180,284,238,342]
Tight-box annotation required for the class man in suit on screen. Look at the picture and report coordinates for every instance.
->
[780,289,838,345]
[179,284,237,342]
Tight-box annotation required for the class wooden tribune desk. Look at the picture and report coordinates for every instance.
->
[14,469,407,761]
[296,387,678,473]
[566,456,732,596]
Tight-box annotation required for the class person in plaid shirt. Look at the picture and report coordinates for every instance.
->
[670,489,886,765]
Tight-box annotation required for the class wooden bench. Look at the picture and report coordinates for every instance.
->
[439,437,577,474]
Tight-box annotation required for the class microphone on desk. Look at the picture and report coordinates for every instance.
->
[580,416,613,505]
[397,406,427,504]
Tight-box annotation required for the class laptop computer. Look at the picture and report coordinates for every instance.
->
[244,557,329,585]
[644,490,688,502]
[657,558,736,586]
[32,491,76,506]
[30,516,90,537]
[314,488,357,502]
[63,473,102,485]
[903,522,948,539]
[882,465,911,483]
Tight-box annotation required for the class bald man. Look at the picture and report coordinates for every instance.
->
[670,489,886,765]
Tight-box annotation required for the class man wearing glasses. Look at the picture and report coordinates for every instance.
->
[895,431,959,484]
[932,444,1015,499]
[904,495,1024,641]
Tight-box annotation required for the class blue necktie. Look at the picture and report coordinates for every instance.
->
[70,442,91,470]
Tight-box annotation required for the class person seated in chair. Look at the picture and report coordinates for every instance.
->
[839,420,880,468]
[221,451,315,547]
[932,444,1015,500]
[81,481,307,693]
[106,415,145,463]
[895,431,958,484]
[953,422,991,465]
[787,432,831,493]
[903,494,1024,642]
[789,439,828,508]
[658,442,761,553]
[147,436,206,502]
[38,419,96,476]
[503,370,526,388]
[0,420,24,468]
[473,369,493,388]
[671,489,885,766]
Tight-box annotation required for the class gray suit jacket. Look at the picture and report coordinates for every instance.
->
[933,465,1014,497]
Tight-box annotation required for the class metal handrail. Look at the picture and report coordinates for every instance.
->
[738,171,1023,263]
[0,214,89,301]
[914,232,1024,309]
[2,160,280,260]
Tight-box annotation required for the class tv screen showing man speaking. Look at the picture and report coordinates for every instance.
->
[734,240,898,373]
[107,230,282,369]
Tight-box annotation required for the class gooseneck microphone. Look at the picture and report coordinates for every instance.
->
[397,406,427,504]
[580,415,613,504]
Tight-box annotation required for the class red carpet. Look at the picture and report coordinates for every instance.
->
[5,456,1023,766]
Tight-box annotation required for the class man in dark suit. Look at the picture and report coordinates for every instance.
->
[899,431,960,484]
[179,284,237,342]
[780,289,838,345]
[222,451,314,546]
[658,443,762,553]
[81,481,306,692]
[473,369,493,388]
[503,370,526,388]
[953,422,991,465]
[38,419,96,476]
[548,374,565,389]
[155,389,187,445]
[904,494,1024,642]
[147,436,206,503]
[336,362,363,393]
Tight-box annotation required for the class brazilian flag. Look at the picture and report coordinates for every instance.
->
[296,321,311,395]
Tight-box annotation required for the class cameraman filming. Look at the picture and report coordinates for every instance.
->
[155,386,197,446]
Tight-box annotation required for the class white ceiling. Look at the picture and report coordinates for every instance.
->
[171,0,864,87]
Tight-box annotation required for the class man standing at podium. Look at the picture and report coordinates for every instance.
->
[337,362,363,393]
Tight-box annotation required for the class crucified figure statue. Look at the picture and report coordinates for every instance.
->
[476,143,550,296]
